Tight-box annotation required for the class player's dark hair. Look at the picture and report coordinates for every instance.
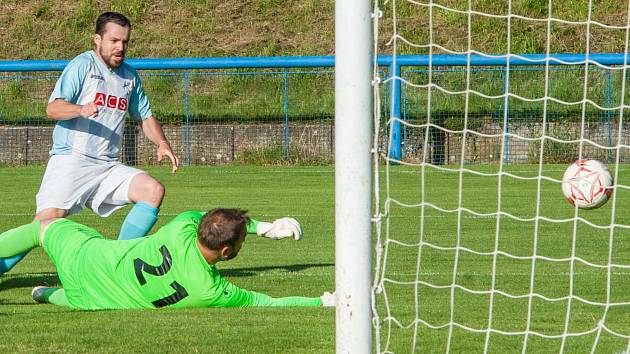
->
[95,12,131,36]
[198,208,250,251]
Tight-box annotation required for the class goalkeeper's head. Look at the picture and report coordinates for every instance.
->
[197,208,251,263]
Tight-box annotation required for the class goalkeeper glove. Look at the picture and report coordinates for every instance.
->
[320,291,336,307]
[255,217,303,240]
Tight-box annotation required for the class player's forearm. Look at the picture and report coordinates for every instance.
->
[140,116,170,145]
[248,291,323,307]
[46,100,83,120]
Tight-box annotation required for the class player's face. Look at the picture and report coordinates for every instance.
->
[94,22,130,69]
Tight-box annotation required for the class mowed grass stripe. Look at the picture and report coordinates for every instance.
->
[0,165,335,353]
[378,163,630,353]
[1,164,630,353]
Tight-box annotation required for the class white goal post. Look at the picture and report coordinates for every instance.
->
[335,0,374,353]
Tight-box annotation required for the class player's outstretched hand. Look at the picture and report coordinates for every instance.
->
[256,217,303,240]
[320,291,336,307]
[157,140,180,173]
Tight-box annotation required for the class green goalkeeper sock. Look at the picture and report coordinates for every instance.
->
[32,287,69,307]
[0,221,40,275]
[47,288,69,307]
[0,221,40,258]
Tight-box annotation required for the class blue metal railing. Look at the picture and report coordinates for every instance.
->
[2,53,627,72]
[1,53,628,160]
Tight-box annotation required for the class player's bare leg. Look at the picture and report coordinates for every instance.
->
[127,173,165,207]
[35,207,67,221]
[117,173,164,240]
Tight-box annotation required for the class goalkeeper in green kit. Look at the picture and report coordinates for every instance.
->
[0,209,335,309]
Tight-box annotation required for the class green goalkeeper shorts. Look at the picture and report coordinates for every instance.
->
[42,219,106,306]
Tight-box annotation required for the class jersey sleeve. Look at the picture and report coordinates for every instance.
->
[207,273,322,307]
[248,291,323,307]
[246,219,261,234]
[48,56,91,104]
[127,71,153,121]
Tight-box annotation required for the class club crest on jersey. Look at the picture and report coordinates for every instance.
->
[94,92,128,111]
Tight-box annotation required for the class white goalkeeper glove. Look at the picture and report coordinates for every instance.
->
[320,291,336,307]
[256,217,303,240]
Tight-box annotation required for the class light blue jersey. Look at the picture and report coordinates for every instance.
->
[48,51,152,161]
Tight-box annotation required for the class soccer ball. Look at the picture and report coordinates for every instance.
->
[561,159,613,209]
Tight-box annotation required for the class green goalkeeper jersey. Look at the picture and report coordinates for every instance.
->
[43,211,322,310]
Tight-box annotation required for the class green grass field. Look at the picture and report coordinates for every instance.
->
[1,164,630,353]
[378,163,630,353]
[0,166,335,353]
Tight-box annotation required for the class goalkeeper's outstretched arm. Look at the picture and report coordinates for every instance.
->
[166,210,303,240]
[207,275,334,308]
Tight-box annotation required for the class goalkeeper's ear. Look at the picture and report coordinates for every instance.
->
[219,242,243,261]
[218,244,231,260]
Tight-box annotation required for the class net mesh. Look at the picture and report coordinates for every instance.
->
[372,0,630,353]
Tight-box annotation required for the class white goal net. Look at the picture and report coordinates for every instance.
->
[372,0,630,353]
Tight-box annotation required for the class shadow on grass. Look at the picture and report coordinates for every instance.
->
[0,264,333,289]
[0,305,70,314]
[0,272,60,291]
[220,262,334,277]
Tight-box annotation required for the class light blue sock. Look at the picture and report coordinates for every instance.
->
[0,251,29,275]
[118,202,159,240]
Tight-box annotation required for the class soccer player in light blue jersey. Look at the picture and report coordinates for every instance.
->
[0,12,180,274]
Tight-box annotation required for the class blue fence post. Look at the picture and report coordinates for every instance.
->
[183,72,191,166]
[502,66,510,163]
[283,69,290,160]
[389,62,402,160]
[402,74,408,160]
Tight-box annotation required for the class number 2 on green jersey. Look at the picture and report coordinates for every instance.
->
[134,245,189,308]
